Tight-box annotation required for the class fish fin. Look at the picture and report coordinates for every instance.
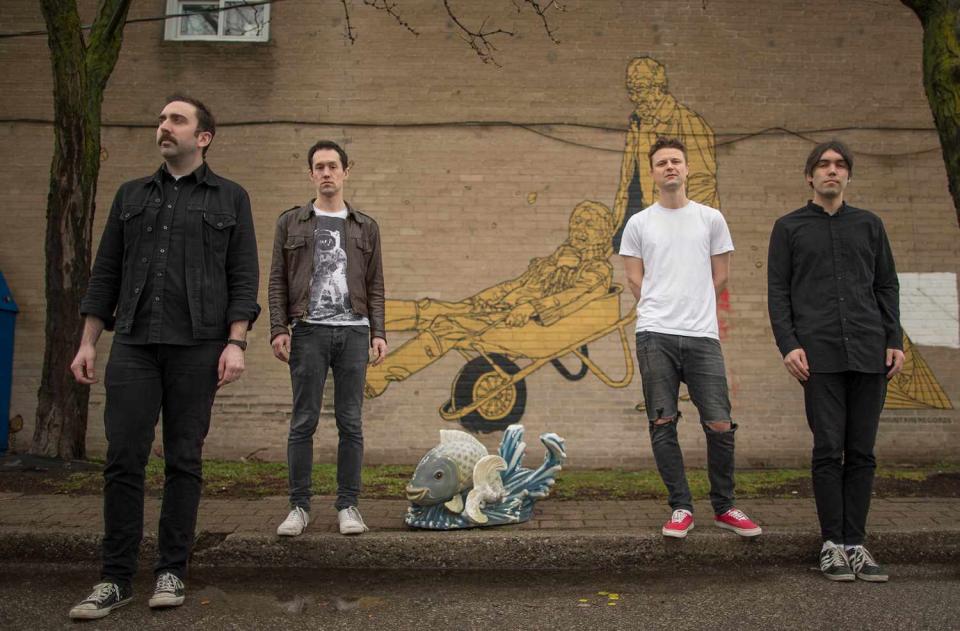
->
[472,455,507,490]
[464,489,489,524]
[444,494,464,513]
[440,430,487,453]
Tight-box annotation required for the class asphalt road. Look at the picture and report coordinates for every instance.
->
[2,563,958,630]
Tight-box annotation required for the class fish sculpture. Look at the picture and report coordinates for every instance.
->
[405,424,566,530]
[405,430,508,523]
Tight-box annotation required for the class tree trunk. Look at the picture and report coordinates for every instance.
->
[32,0,131,459]
[902,0,960,227]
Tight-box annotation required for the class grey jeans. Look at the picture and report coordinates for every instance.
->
[288,323,369,511]
[636,331,737,515]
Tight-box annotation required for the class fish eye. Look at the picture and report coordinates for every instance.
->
[433,471,443,480]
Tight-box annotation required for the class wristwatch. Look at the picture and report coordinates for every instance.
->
[227,338,247,351]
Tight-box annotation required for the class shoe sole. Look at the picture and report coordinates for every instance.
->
[856,573,889,582]
[277,527,305,536]
[715,521,762,537]
[823,572,856,582]
[69,597,132,620]
[339,526,369,535]
[149,594,185,608]
[662,523,693,538]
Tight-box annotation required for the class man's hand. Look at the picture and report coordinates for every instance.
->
[504,303,536,327]
[70,344,98,385]
[886,348,905,379]
[272,333,291,363]
[218,343,245,388]
[370,337,388,366]
[783,348,810,382]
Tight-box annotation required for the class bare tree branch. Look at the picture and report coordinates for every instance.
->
[363,0,419,36]
[443,0,514,65]
[513,0,564,44]
[341,0,357,43]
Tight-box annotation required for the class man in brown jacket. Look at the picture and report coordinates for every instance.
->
[268,140,386,536]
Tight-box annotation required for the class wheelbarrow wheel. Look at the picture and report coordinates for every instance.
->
[450,353,527,434]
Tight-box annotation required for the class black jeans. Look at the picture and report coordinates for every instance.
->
[803,371,887,545]
[101,341,221,588]
[287,323,369,512]
[636,332,737,515]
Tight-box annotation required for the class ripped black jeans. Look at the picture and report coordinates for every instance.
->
[636,331,737,515]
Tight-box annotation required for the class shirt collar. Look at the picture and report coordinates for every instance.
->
[153,162,218,187]
[298,199,364,223]
[805,200,848,216]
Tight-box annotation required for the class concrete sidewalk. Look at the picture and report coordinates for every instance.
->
[2,493,958,569]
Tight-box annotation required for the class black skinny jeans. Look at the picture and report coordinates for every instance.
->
[803,371,887,545]
[100,341,221,587]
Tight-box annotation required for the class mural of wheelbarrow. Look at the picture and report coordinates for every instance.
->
[364,200,636,433]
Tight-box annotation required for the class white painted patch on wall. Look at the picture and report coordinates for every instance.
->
[898,272,959,349]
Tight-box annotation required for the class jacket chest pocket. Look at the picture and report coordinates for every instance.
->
[201,210,236,254]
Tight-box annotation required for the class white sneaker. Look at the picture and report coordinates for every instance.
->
[148,572,185,608]
[277,506,309,536]
[338,506,369,535]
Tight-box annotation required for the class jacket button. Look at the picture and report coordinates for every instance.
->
[217,222,223,227]
[134,287,139,293]
[154,198,160,203]
[123,213,129,219]
[141,257,147,263]
[146,226,153,232]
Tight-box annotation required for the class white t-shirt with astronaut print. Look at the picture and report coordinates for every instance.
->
[303,207,370,327]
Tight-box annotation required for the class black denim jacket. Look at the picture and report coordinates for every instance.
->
[81,164,260,339]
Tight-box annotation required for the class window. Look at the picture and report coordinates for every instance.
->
[165,0,270,42]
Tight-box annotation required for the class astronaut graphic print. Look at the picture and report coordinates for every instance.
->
[304,214,369,326]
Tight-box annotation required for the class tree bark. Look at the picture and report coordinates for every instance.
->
[902,0,960,227]
[32,0,131,459]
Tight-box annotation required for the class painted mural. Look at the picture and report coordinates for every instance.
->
[365,201,636,433]
[365,56,951,432]
[886,334,952,409]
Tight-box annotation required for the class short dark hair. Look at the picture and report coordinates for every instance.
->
[165,94,216,157]
[307,140,349,171]
[804,140,854,180]
[648,136,687,167]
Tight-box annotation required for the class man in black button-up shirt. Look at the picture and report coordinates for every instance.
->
[768,140,903,583]
[67,96,259,620]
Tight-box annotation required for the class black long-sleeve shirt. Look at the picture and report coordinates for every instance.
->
[767,201,902,374]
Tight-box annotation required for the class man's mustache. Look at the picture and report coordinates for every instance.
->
[158,134,177,145]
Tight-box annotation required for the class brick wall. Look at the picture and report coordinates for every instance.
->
[0,0,957,467]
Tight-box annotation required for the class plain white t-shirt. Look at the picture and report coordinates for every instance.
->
[618,200,734,339]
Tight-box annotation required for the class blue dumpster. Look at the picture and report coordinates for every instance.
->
[0,271,18,456]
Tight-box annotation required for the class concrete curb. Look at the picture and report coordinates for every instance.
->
[3,527,958,570]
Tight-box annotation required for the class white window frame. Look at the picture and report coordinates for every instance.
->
[164,0,270,42]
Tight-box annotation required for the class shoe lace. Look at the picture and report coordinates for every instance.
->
[670,510,690,523]
[821,545,848,570]
[851,546,878,569]
[87,583,119,604]
[345,506,367,526]
[156,573,182,593]
[287,507,306,524]
[725,509,748,521]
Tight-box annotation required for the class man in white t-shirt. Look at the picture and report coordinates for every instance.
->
[268,140,388,538]
[619,137,761,539]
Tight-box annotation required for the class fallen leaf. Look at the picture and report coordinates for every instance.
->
[200,599,210,605]
[597,591,608,596]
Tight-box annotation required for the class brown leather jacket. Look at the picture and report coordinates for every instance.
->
[268,201,385,342]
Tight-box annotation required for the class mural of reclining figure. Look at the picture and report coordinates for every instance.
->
[364,200,616,398]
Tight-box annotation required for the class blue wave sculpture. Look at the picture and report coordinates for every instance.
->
[405,424,567,530]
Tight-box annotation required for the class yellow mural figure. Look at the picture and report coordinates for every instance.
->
[612,57,720,246]
[885,333,953,409]
[365,201,636,432]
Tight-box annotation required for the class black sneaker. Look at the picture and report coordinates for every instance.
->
[848,545,889,582]
[819,542,855,581]
[68,582,132,620]
[148,572,185,608]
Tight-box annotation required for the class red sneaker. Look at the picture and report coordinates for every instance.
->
[662,509,694,538]
[715,508,762,537]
